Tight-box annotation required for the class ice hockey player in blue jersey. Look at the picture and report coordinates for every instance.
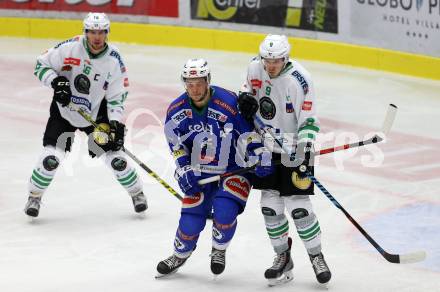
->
[156,59,273,278]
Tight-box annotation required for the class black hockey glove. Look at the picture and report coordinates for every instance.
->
[51,76,71,107]
[238,92,259,122]
[294,141,314,179]
[108,120,125,151]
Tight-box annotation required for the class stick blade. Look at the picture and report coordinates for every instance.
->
[381,104,398,135]
[398,250,427,264]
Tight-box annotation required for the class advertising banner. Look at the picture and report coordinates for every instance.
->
[191,0,338,33]
[0,0,179,18]
[351,0,440,56]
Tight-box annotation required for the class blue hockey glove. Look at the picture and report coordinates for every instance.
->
[174,165,202,196]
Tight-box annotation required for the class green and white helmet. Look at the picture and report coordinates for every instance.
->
[259,34,291,64]
[83,12,110,33]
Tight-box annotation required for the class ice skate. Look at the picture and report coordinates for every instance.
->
[24,196,41,218]
[156,254,188,278]
[131,191,147,213]
[210,247,226,276]
[309,252,331,285]
[265,237,293,287]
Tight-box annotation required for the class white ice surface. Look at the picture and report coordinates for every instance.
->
[0,38,439,292]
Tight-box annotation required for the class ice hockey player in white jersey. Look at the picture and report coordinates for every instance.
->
[237,34,331,286]
[25,12,147,217]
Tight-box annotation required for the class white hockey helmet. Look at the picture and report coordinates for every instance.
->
[181,58,211,84]
[259,34,291,64]
[83,12,110,33]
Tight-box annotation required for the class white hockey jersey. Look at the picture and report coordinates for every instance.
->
[242,57,320,153]
[34,35,128,128]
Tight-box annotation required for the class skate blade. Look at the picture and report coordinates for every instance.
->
[155,269,178,279]
[267,270,293,287]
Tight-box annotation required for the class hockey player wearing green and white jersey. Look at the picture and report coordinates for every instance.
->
[238,35,331,286]
[25,12,147,217]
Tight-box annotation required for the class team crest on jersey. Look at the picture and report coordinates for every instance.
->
[182,192,204,208]
[223,176,250,201]
[74,74,91,94]
[171,109,192,124]
[292,70,309,94]
[259,96,276,120]
[291,171,312,190]
[207,108,227,122]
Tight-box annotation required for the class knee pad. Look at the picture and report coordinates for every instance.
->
[111,157,127,171]
[213,198,239,224]
[179,213,206,236]
[42,155,59,171]
[261,207,277,216]
[291,208,309,219]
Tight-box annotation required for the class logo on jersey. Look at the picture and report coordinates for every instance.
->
[223,176,250,201]
[291,171,312,190]
[71,95,91,111]
[302,101,313,111]
[292,70,309,94]
[167,99,186,115]
[171,109,192,124]
[212,226,223,241]
[286,95,294,113]
[63,57,80,66]
[74,74,91,94]
[251,79,262,89]
[207,109,227,123]
[188,122,213,134]
[174,237,186,251]
[259,96,276,120]
[61,65,72,72]
[123,78,129,87]
[109,50,126,73]
[182,192,204,209]
[172,149,187,160]
[54,37,79,49]
[213,99,237,115]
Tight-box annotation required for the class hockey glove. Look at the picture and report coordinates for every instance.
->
[252,147,274,177]
[51,76,71,107]
[108,120,125,151]
[174,165,202,197]
[238,92,259,122]
[294,141,314,179]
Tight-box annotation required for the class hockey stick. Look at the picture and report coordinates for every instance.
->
[239,104,426,264]
[308,173,426,264]
[68,103,184,201]
[198,104,398,185]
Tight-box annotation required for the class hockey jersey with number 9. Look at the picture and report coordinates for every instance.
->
[34,35,128,127]
[242,57,320,154]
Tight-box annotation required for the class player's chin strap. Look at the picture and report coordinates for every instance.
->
[198,104,397,185]
[250,105,425,264]
[67,103,184,202]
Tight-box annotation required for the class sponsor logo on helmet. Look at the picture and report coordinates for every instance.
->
[223,176,250,201]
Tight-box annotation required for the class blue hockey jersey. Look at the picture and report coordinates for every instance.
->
[164,86,258,177]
